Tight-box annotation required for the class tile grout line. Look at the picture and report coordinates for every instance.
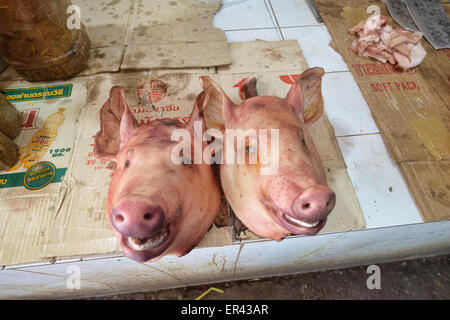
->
[232,243,245,279]
[324,70,351,74]
[265,0,284,40]
[222,24,326,32]
[336,132,381,138]
[223,27,281,32]
[280,24,325,29]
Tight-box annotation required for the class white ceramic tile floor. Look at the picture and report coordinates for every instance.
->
[214,0,425,228]
[269,0,322,27]
[322,72,380,136]
[213,0,277,30]
[281,26,350,72]
[338,135,423,228]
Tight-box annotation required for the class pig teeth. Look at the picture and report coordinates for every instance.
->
[284,214,319,228]
[127,228,169,251]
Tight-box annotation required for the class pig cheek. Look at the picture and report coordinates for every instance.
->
[105,184,126,246]
[221,165,288,239]
[174,227,205,257]
[304,134,327,184]
[263,172,298,213]
[225,166,270,220]
[243,188,290,240]
[105,172,128,244]
[230,165,261,199]
[108,169,125,200]
[163,212,204,258]
[106,170,124,221]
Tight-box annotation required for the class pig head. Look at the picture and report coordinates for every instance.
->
[199,67,335,241]
[94,86,221,262]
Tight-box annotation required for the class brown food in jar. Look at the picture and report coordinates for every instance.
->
[0,0,91,81]
[0,92,21,140]
[0,130,19,171]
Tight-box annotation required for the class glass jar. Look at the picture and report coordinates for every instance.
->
[0,56,7,74]
[0,0,91,81]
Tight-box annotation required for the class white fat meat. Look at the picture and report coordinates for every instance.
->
[349,15,426,70]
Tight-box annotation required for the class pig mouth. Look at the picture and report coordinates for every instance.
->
[119,224,174,262]
[126,226,170,251]
[282,214,322,228]
[280,213,326,232]
[276,211,326,235]
[259,193,325,235]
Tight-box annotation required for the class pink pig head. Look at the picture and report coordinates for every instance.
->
[199,67,336,241]
[94,87,221,262]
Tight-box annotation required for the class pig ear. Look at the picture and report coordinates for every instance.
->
[285,67,325,126]
[185,91,205,140]
[198,76,236,131]
[240,77,258,100]
[119,103,138,146]
[94,86,138,161]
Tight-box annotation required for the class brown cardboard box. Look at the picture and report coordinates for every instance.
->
[316,0,450,222]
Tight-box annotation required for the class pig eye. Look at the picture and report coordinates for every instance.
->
[124,149,134,168]
[179,148,192,165]
[246,145,257,153]
[298,129,307,147]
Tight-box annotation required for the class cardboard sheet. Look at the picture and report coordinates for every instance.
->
[400,161,450,222]
[316,0,450,222]
[218,40,308,74]
[317,0,450,162]
[73,0,133,48]
[0,79,112,265]
[122,0,231,69]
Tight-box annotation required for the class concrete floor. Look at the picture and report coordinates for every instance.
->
[92,254,449,300]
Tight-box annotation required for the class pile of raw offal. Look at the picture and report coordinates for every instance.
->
[349,15,426,70]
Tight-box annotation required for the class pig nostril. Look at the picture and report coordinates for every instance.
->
[302,203,310,209]
[327,194,336,208]
[114,214,124,223]
[143,213,152,220]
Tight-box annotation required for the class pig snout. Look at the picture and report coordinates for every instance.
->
[291,185,336,223]
[111,201,164,238]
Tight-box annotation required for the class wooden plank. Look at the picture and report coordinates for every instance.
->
[400,161,450,222]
